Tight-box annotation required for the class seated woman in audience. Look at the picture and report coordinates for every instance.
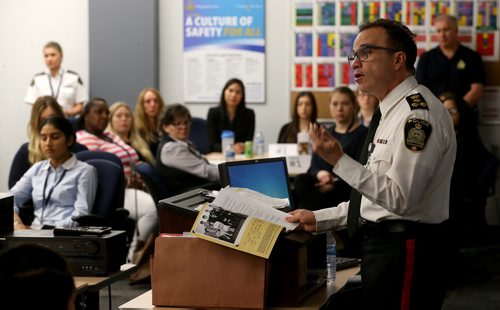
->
[440,92,487,241]
[76,98,158,260]
[356,89,379,127]
[11,116,97,229]
[107,101,155,165]
[277,91,318,143]
[0,244,76,310]
[9,96,87,188]
[207,78,255,154]
[157,103,220,195]
[294,86,368,211]
[134,87,165,156]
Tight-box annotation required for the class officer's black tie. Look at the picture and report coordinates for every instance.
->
[347,107,381,237]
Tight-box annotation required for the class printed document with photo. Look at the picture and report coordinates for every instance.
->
[191,187,299,258]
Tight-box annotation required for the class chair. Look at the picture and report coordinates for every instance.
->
[136,163,172,204]
[189,117,209,154]
[75,150,123,169]
[72,159,129,228]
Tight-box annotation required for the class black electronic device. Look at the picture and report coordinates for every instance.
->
[3,229,127,276]
[0,194,14,235]
[336,256,361,270]
[53,226,112,236]
[218,156,294,209]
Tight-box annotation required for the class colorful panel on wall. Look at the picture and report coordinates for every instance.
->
[290,0,500,91]
[296,2,314,26]
[296,33,314,56]
[317,63,335,87]
[362,0,381,22]
[319,1,336,25]
[317,33,336,56]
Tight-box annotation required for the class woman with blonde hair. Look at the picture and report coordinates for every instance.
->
[108,102,155,165]
[134,87,165,156]
[24,41,87,117]
[8,96,87,188]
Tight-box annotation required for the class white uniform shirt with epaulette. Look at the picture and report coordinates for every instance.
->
[314,76,457,231]
[24,68,88,112]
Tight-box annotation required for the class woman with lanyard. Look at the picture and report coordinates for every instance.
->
[11,116,97,229]
[76,98,158,263]
[294,86,368,211]
[24,41,87,117]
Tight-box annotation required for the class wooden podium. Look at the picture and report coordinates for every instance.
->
[158,188,326,307]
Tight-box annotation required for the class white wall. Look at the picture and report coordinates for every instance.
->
[159,0,291,148]
[0,0,89,191]
[0,1,292,192]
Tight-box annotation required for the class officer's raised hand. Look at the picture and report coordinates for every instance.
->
[309,123,344,166]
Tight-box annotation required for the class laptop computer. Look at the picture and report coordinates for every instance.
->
[218,157,294,209]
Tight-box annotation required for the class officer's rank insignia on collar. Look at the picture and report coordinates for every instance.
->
[404,118,432,151]
[405,93,428,110]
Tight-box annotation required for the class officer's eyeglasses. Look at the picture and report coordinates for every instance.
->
[347,45,400,67]
[447,108,458,115]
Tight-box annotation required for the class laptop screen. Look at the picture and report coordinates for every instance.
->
[218,157,293,208]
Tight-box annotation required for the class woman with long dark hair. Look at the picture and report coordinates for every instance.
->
[206,78,255,154]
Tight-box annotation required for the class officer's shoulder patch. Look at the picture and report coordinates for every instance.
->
[405,93,428,110]
[67,70,83,84]
[404,118,432,152]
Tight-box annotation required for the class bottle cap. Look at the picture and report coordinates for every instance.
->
[221,130,235,139]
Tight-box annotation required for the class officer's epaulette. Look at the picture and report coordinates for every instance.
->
[34,71,45,77]
[405,93,428,110]
[67,70,83,85]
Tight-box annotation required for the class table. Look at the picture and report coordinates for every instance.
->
[205,152,310,176]
[119,266,360,310]
[75,263,137,310]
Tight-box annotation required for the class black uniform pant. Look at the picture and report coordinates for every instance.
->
[360,220,449,310]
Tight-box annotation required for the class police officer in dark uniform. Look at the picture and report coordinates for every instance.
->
[416,14,486,109]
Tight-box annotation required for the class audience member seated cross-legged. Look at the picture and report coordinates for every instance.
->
[277,91,318,143]
[9,96,87,189]
[156,104,220,195]
[206,78,255,154]
[0,244,76,310]
[356,89,379,128]
[295,86,368,211]
[10,116,97,229]
[75,98,158,264]
[134,87,166,157]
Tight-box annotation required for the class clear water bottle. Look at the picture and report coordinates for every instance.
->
[221,130,235,156]
[225,144,235,161]
[254,131,265,155]
[326,231,336,285]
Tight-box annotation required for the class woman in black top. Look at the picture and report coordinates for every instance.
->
[206,78,255,154]
[294,86,368,210]
[277,91,318,143]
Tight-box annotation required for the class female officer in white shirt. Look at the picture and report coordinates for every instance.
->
[24,41,87,117]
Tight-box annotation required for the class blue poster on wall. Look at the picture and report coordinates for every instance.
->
[183,0,265,103]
